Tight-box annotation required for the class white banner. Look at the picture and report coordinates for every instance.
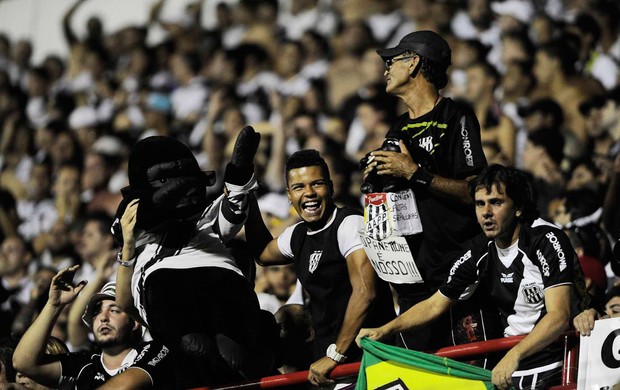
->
[359,234,423,284]
[577,317,620,390]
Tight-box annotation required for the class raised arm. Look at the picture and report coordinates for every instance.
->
[115,199,144,326]
[13,266,87,387]
[244,194,290,266]
[62,0,86,47]
[308,248,379,386]
[491,285,571,390]
[216,126,262,241]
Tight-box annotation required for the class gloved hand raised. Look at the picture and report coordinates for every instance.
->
[225,126,261,185]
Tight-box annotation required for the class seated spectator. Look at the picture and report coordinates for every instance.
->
[11,266,57,337]
[51,163,82,226]
[573,285,620,336]
[13,267,174,389]
[35,220,78,272]
[255,264,297,314]
[16,160,57,243]
[73,212,116,286]
[0,336,19,385]
[274,304,314,374]
[80,151,123,217]
[357,165,590,390]
[0,235,35,336]
[464,59,516,164]
[0,189,18,244]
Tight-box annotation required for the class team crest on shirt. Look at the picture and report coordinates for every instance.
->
[500,272,514,283]
[95,372,105,381]
[309,250,323,274]
[419,136,433,152]
[522,283,544,304]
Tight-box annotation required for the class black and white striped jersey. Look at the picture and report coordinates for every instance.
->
[439,218,590,370]
[130,190,250,327]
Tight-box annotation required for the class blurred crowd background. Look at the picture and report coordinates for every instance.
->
[0,0,619,353]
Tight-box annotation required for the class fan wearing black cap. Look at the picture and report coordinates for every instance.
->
[361,31,492,351]
[112,128,279,388]
[13,266,174,389]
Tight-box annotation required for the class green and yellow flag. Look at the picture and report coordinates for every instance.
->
[355,338,495,390]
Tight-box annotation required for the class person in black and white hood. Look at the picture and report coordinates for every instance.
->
[112,127,279,388]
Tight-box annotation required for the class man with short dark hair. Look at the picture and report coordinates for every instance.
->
[361,30,489,351]
[357,165,590,390]
[246,149,395,386]
[13,266,173,389]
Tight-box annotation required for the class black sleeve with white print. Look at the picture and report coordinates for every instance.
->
[439,236,490,301]
[445,106,487,180]
[529,221,575,289]
[126,341,174,388]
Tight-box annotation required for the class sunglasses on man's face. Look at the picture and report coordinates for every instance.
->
[385,55,415,70]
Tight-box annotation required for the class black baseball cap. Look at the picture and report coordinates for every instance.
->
[377,30,451,68]
[82,282,117,327]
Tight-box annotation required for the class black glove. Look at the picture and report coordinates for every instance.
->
[225,126,261,185]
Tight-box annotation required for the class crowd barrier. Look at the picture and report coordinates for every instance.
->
[191,331,580,390]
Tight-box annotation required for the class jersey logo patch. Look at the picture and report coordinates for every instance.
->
[95,372,105,381]
[522,284,544,304]
[418,136,433,152]
[309,250,323,274]
[500,272,514,283]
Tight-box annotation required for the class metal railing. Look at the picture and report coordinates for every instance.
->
[193,332,580,389]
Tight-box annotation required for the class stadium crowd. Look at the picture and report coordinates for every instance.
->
[1,0,620,388]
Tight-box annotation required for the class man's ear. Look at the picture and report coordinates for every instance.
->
[516,209,523,218]
[410,59,421,78]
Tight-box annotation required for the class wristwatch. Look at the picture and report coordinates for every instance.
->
[326,343,346,363]
[116,251,136,267]
[409,167,434,189]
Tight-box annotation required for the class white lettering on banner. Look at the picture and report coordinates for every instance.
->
[359,234,423,284]
[577,317,620,389]
[460,117,474,167]
[545,232,567,271]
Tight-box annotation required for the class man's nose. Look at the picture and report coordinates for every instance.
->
[303,185,317,196]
